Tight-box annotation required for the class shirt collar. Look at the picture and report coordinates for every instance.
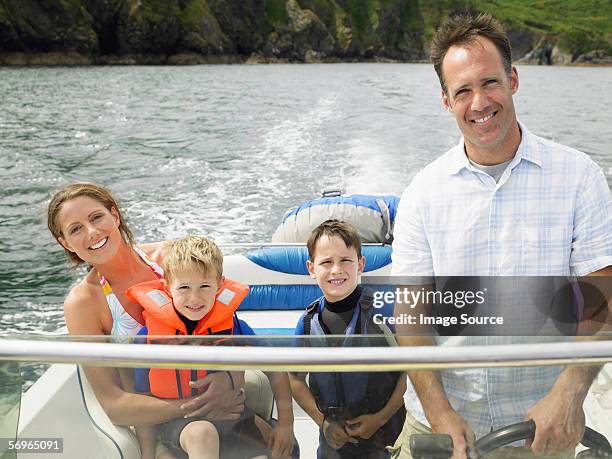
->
[447,120,543,176]
[514,121,543,168]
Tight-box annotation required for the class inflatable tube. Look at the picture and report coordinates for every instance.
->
[272,194,400,243]
[245,245,392,275]
[223,246,392,311]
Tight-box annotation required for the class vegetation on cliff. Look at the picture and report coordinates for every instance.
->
[0,0,610,64]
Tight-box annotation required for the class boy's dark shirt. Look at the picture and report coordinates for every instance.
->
[177,311,199,335]
[320,285,362,334]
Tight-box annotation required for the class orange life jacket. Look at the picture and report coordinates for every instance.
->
[126,278,249,399]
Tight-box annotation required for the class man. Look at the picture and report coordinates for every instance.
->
[390,12,612,459]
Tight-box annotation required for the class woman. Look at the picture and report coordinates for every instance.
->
[47,183,245,438]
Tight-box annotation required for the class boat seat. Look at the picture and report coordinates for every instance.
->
[245,368,274,421]
[77,365,141,459]
[78,366,275,458]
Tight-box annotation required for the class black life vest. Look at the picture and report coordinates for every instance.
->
[302,288,406,446]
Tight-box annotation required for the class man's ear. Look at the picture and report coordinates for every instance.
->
[306,260,317,279]
[357,256,366,274]
[510,65,519,94]
[442,89,452,112]
[58,236,75,253]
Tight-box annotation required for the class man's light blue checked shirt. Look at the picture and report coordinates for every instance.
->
[392,122,612,437]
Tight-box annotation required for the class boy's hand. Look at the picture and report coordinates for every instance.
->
[267,422,294,459]
[345,413,385,439]
[322,419,358,450]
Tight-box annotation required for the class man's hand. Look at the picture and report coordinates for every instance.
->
[525,390,585,455]
[344,413,385,440]
[179,372,245,420]
[322,419,358,450]
[430,409,475,459]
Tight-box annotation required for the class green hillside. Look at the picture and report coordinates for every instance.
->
[0,0,610,64]
[471,0,612,56]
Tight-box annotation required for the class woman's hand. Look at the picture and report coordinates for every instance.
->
[180,372,245,420]
[267,422,294,458]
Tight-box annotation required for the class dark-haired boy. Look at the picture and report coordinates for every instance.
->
[289,219,406,458]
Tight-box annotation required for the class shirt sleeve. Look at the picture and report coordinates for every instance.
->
[134,327,151,393]
[294,313,306,335]
[291,314,307,376]
[233,316,256,336]
[391,177,435,278]
[570,162,612,276]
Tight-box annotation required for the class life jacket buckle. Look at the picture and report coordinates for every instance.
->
[322,405,347,422]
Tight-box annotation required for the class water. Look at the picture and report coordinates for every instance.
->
[1,64,611,336]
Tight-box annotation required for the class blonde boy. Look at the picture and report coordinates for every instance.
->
[128,236,294,459]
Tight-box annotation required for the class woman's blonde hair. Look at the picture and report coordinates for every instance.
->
[163,236,223,282]
[47,182,135,265]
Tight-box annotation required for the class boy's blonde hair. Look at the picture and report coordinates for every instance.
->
[163,236,223,281]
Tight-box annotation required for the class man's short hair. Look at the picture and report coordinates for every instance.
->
[164,236,223,281]
[431,12,513,92]
[307,219,362,260]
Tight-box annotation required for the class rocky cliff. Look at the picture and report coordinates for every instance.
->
[1,0,610,65]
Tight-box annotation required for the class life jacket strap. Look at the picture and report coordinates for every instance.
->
[303,298,319,336]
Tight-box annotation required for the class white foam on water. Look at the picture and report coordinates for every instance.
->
[259,95,337,160]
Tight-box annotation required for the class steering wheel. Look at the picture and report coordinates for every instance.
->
[409,420,612,458]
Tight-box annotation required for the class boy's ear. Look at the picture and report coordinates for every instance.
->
[218,275,225,291]
[160,278,169,292]
[306,260,317,279]
[357,256,366,274]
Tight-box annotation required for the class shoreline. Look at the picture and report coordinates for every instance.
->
[1,52,612,67]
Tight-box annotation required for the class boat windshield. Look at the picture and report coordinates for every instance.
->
[1,274,611,457]
[0,361,20,458]
[1,334,611,458]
